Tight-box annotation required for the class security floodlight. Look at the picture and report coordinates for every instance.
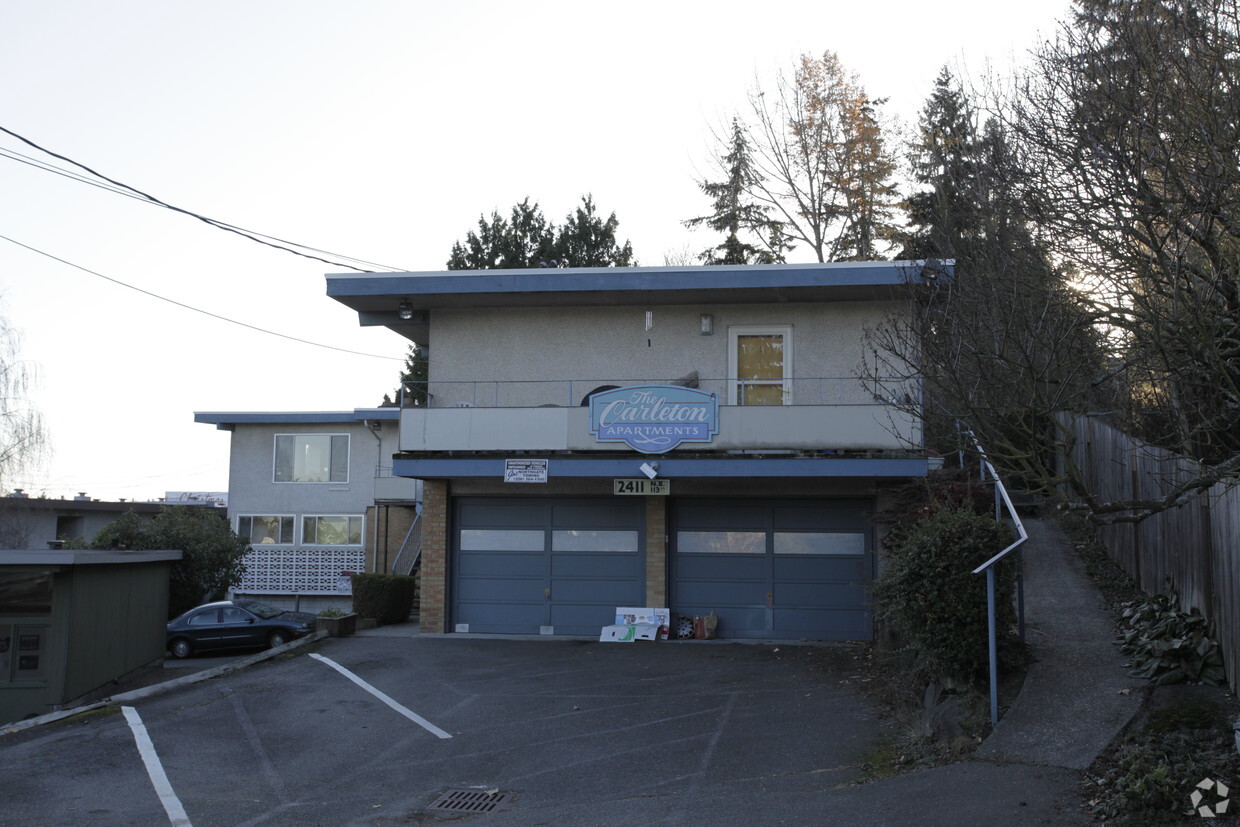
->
[640,462,659,480]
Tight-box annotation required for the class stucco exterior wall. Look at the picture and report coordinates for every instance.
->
[225,421,406,515]
[426,301,895,407]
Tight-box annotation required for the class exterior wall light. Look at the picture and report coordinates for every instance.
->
[700,313,714,335]
[398,301,414,320]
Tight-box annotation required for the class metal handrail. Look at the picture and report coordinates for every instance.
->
[390,513,422,576]
[967,434,1030,728]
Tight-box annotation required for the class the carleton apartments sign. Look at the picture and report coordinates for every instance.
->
[589,385,719,454]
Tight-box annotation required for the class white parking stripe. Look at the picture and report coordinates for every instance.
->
[308,653,452,739]
[121,706,192,827]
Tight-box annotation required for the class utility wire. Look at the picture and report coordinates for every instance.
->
[0,146,398,273]
[0,233,402,362]
[0,125,409,273]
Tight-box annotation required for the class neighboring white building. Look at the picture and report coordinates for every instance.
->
[324,261,944,640]
[193,408,421,613]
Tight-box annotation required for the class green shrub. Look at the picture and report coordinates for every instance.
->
[875,507,1018,686]
[351,573,416,625]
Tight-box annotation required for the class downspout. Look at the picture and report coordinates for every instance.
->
[365,420,383,573]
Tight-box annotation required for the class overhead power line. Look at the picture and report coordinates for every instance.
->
[0,233,402,362]
[0,124,409,273]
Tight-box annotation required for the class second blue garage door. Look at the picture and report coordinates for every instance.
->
[671,499,874,641]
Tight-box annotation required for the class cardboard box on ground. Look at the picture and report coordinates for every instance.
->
[600,607,669,643]
[599,607,719,642]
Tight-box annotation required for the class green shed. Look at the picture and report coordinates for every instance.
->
[0,548,181,725]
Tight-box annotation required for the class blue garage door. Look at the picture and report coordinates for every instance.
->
[672,499,873,641]
[453,498,645,635]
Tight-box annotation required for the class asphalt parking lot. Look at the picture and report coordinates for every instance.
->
[0,634,883,826]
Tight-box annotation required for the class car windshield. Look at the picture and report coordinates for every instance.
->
[235,599,284,619]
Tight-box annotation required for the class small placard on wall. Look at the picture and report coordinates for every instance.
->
[504,459,548,483]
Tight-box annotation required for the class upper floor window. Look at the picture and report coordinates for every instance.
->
[274,434,349,483]
[729,326,792,405]
[237,515,295,545]
[302,515,364,546]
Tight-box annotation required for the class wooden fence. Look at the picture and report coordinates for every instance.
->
[1057,413,1240,693]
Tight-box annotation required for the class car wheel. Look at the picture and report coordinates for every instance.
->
[268,630,289,649]
[169,638,193,659]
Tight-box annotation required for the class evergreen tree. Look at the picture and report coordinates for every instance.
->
[89,508,249,619]
[900,68,978,260]
[555,195,634,267]
[446,198,557,270]
[447,195,634,270]
[834,94,901,261]
[383,342,428,407]
[684,118,787,264]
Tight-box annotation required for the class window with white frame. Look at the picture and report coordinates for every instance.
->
[237,515,295,545]
[302,515,364,546]
[274,434,349,483]
[728,325,792,405]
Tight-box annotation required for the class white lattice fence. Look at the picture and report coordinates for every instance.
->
[238,548,365,594]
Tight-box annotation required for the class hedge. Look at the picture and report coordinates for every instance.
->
[351,573,416,625]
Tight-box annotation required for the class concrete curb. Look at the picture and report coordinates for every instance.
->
[1,629,329,735]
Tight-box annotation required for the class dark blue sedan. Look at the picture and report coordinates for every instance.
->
[166,599,317,659]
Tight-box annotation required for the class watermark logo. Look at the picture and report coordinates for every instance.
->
[1190,778,1229,818]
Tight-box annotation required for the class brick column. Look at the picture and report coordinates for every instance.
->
[419,479,449,633]
[646,497,667,608]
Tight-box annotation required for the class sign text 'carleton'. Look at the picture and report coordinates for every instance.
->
[589,385,719,454]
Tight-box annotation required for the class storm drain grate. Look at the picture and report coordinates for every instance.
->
[427,789,513,813]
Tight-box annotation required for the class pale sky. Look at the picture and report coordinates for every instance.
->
[0,0,1071,502]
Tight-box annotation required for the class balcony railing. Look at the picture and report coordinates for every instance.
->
[397,376,923,454]
[401,376,916,409]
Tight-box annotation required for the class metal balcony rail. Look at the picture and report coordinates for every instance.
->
[967,432,1030,728]
[401,376,918,409]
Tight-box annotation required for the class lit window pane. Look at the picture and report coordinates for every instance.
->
[552,530,638,552]
[739,383,785,405]
[303,515,364,546]
[737,335,784,380]
[275,435,349,483]
[774,532,865,555]
[677,531,765,554]
[460,529,545,551]
[240,515,293,544]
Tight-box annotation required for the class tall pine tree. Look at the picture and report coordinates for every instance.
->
[685,118,787,264]
[900,68,978,260]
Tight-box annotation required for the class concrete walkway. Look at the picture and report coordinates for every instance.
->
[976,517,1143,769]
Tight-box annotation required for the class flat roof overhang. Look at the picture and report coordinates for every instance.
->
[194,408,399,431]
[326,260,952,333]
[393,456,929,479]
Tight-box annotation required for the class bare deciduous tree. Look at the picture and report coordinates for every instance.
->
[742,52,901,262]
[0,312,47,491]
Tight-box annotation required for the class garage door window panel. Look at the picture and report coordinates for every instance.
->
[677,531,765,554]
[551,530,638,552]
[460,529,545,552]
[773,532,866,556]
